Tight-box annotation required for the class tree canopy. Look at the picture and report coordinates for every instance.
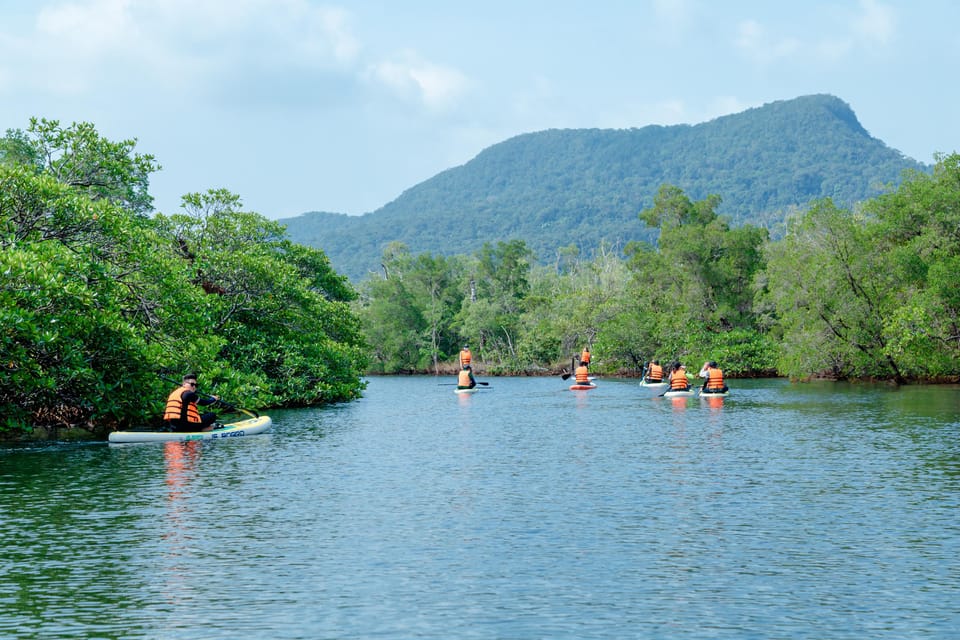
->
[0,119,367,438]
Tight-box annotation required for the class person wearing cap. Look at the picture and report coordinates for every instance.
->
[698,361,728,394]
[162,373,219,431]
[457,365,477,390]
[459,346,472,369]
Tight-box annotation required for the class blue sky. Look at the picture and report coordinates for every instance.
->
[1,1,957,220]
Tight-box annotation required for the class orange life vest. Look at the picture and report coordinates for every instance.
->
[575,365,590,384]
[705,367,725,390]
[580,349,591,364]
[647,363,663,381]
[460,349,472,366]
[458,369,474,387]
[163,387,201,424]
[670,369,689,390]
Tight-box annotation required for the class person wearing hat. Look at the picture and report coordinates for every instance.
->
[459,345,472,369]
[698,361,728,394]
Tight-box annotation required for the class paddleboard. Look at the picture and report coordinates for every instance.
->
[699,389,730,397]
[108,416,272,444]
[454,387,479,394]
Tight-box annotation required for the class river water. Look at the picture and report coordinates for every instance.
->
[1,376,959,639]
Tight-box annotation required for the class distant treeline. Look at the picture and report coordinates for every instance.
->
[355,154,960,384]
[0,119,368,438]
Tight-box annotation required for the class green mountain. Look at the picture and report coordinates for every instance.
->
[280,94,928,281]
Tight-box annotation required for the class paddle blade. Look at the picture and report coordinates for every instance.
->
[561,373,572,381]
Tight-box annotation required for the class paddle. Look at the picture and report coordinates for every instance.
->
[438,381,490,386]
[158,373,259,418]
[561,355,577,380]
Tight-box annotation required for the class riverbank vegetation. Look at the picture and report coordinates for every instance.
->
[358,154,960,384]
[0,119,368,438]
[3,115,957,439]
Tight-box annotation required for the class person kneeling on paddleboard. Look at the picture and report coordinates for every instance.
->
[644,360,664,383]
[575,361,591,386]
[698,361,729,394]
[163,373,219,432]
[669,362,690,391]
[457,365,477,390]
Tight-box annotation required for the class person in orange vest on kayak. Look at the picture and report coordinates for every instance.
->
[580,346,591,368]
[575,361,591,385]
[669,362,690,391]
[698,361,729,393]
[457,365,477,390]
[163,373,219,432]
[459,346,472,369]
[644,360,664,383]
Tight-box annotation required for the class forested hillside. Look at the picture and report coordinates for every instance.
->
[281,94,927,281]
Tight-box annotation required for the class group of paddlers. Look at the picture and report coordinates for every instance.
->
[643,359,729,394]
[454,345,728,394]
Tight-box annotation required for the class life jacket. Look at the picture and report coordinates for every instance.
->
[458,369,474,387]
[575,365,590,384]
[705,367,725,390]
[646,363,663,381]
[670,369,689,390]
[163,387,201,424]
[460,349,472,366]
[580,349,591,364]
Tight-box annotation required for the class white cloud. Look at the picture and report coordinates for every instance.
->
[1,0,361,98]
[735,19,800,64]
[853,0,896,46]
[367,51,469,111]
[735,0,895,67]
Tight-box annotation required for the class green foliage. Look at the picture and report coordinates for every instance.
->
[282,94,927,281]
[0,121,367,437]
[759,154,960,380]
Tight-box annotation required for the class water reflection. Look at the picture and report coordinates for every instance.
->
[162,440,201,601]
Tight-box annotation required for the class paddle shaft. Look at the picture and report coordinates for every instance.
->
[438,381,489,386]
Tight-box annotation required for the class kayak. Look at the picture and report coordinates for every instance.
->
[661,389,695,397]
[454,387,479,395]
[569,384,597,391]
[639,379,667,388]
[108,415,272,444]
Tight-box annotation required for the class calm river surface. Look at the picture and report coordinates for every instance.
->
[2,376,959,639]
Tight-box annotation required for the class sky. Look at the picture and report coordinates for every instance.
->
[1,1,958,220]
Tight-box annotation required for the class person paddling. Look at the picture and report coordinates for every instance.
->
[644,360,664,383]
[459,346,472,369]
[668,362,690,392]
[698,361,729,394]
[457,365,477,390]
[163,373,220,432]
[574,361,592,386]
